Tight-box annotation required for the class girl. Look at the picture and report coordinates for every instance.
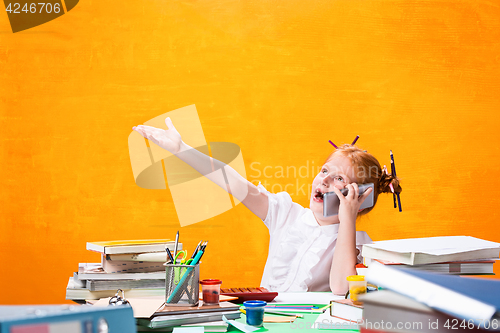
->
[133,118,402,294]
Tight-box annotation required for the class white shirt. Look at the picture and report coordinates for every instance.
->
[258,183,372,292]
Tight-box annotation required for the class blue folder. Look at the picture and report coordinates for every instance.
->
[0,304,135,333]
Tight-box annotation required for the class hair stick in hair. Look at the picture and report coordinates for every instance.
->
[328,140,338,149]
[390,150,402,212]
[351,135,359,145]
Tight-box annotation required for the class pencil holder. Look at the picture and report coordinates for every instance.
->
[165,263,200,307]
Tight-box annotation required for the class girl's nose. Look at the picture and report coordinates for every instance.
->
[322,175,331,187]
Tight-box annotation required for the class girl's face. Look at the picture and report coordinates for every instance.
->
[310,154,358,224]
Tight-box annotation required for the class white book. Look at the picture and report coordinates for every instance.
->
[362,236,500,265]
[65,277,165,301]
[87,239,181,255]
[366,262,500,329]
[78,263,166,280]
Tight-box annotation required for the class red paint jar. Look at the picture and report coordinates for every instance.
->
[200,279,222,305]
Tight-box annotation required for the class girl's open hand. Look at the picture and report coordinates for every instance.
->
[332,184,373,225]
[133,117,183,154]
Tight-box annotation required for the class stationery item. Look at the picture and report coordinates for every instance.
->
[198,241,208,261]
[361,236,500,265]
[173,327,203,333]
[328,140,338,149]
[220,287,278,302]
[272,292,343,305]
[180,320,229,333]
[87,239,177,255]
[85,277,165,291]
[166,248,175,263]
[390,150,402,212]
[264,309,303,318]
[105,252,176,262]
[266,305,318,310]
[65,277,165,301]
[106,297,240,329]
[109,289,130,306]
[223,315,259,333]
[243,300,267,327]
[346,275,366,305]
[190,240,203,259]
[173,231,179,257]
[102,258,164,274]
[314,309,360,330]
[240,309,299,322]
[351,135,359,145]
[77,263,166,280]
[0,304,135,333]
[166,250,204,305]
[200,279,222,305]
[330,299,363,323]
[165,264,200,306]
[368,258,496,275]
[173,250,188,284]
[366,262,500,329]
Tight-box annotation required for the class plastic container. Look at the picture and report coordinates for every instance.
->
[165,263,200,307]
[200,279,222,305]
[346,275,367,305]
[243,300,267,327]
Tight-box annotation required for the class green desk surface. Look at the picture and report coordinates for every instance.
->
[228,304,359,333]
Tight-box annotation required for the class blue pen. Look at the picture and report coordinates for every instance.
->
[166,250,204,303]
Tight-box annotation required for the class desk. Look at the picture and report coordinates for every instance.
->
[229,309,359,333]
[226,292,359,332]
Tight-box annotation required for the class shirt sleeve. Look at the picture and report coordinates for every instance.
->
[355,231,373,264]
[256,182,293,233]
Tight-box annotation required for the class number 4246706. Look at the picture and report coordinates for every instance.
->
[6,3,62,14]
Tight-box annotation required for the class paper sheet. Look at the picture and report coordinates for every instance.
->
[173,327,203,333]
[272,292,343,305]
[222,315,259,332]
[314,310,359,330]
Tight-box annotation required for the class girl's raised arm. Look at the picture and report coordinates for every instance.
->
[133,118,269,220]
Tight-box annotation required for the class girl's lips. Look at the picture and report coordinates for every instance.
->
[313,189,324,203]
[312,196,323,203]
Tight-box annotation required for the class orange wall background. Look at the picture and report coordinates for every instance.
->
[1,0,500,304]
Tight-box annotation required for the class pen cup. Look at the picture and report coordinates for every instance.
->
[347,275,367,305]
[165,263,200,307]
[243,300,267,327]
[200,279,222,305]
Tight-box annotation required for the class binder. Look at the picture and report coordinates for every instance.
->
[0,304,135,333]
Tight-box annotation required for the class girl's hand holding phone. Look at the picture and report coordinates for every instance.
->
[133,117,183,154]
[332,184,373,225]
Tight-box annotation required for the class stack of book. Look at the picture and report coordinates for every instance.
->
[361,264,500,333]
[93,297,240,331]
[357,236,500,333]
[362,236,500,276]
[66,239,181,303]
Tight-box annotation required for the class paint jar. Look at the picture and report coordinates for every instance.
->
[347,275,367,305]
[243,300,267,326]
[200,279,222,305]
